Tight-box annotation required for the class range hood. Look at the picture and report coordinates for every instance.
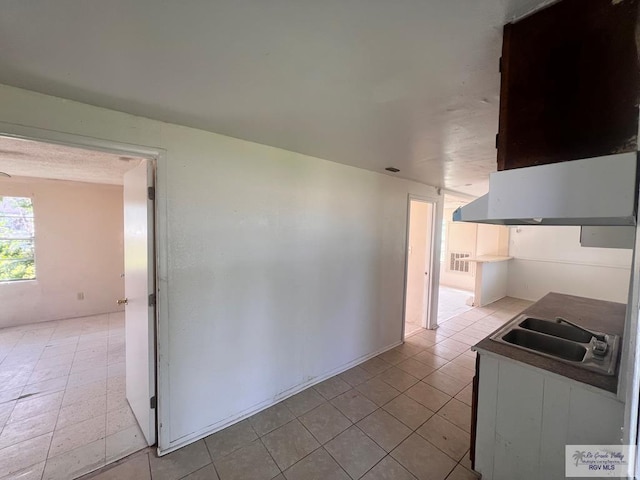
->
[453,152,638,226]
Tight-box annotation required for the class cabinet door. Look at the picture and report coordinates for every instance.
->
[497,0,640,171]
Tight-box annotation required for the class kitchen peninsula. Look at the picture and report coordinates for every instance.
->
[472,292,626,479]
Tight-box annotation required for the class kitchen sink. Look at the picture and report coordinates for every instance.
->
[518,317,593,343]
[490,314,620,375]
[501,329,587,362]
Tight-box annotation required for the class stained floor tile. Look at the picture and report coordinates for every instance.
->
[361,456,417,480]
[204,419,257,459]
[313,377,352,400]
[395,359,435,380]
[262,419,319,470]
[405,382,451,412]
[382,395,434,430]
[249,403,295,436]
[182,464,220,480]
[357,409,412,452]
[391,434,456,480]
[283,448,349,480]
[299,403,352,444]
[0,433,52,478]
[42,438,106,480]
[105,423,148,464]
[89,453,151,480]
[359,358,392,376]
[416,415,469,461]
[325,426,385,479]
[9,391,64,424]
[48,414,106,458]
[330,390,377,423]
[0,460,45,480]
[422,371,468,397]
[355,378,401,406]
[150,440,212,480]
[283,389,325,417]
[445,464,479,480]
[0,409,58,450]
[339,366,373,387]
[438,399,471,433]
[213,440,279,480]
[375,367,419,392]
[454,385,473,407]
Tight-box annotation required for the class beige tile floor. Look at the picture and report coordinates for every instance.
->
[0,312,147,480]
[405,286,474,337]
[436,287,474,324]
[83,296,531,480]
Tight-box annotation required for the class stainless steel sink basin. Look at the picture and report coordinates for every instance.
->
[518,317,593,343]
[490,314,620,376]
[501,329,587,362]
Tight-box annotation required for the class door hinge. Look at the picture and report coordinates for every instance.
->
[499,56,502,73]
[148,293,156,307]
[495,133,499,149]
[147,186,155,201]
[150,396,157,409]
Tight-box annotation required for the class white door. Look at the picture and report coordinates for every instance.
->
[123,159,156,445]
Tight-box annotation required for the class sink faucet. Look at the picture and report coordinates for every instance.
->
[556,317,608,356]
[555,317,605,341]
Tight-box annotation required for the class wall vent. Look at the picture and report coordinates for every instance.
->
[449,252,471,273]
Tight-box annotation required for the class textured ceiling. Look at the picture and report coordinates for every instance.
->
[0,136,141,185]
[0,0,553,196]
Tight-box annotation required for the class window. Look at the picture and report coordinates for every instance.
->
[449,251,470,273]
[0,196,35,281]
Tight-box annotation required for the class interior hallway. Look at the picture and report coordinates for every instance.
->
[84,297,532,480]
[0,312,147,480]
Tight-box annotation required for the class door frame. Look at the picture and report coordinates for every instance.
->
[0,121,166,448]
[402,193,443,339]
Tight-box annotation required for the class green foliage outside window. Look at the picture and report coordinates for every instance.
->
[0,196,35,281]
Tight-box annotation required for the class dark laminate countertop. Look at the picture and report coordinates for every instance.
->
[474,292,626,393]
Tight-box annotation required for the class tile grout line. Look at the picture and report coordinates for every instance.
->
[0,314,131,480]
[42,317,83,479]
[71,301,526,480]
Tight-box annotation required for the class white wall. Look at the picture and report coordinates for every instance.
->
[0,84,440,452]
[440,207,476,291]
[0,176,124,328]
[507,226,632,303]
[439,207,509,292]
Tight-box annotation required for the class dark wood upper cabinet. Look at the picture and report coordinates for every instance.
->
[497,0,640,171]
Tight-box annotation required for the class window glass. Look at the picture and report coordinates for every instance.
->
[0,196,36,281]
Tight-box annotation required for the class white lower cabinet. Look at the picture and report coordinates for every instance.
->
[474,352,624,480]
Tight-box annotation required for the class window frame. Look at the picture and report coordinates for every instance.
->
[0,196,36,282]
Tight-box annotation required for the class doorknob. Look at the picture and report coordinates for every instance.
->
[117,298,128,305]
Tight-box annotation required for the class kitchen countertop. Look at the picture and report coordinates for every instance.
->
[474,292,626,393]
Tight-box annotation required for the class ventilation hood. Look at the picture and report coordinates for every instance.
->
[453,152,638,226]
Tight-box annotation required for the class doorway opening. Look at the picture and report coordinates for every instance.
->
[404,198,435,338]
[437,193,511,324]
[437,195,474,323]
[0,134,157,479]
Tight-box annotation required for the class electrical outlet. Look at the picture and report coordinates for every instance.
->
[77,292,84,300]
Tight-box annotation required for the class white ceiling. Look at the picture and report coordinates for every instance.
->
[0,0,551,196]
[0,136,141,185]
